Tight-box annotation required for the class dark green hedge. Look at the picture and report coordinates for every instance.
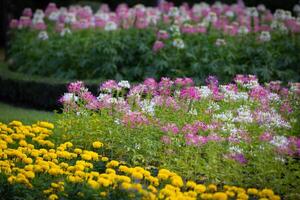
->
[0,63,101,111]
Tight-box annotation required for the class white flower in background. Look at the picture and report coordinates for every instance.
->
[33,9,45,19]
[104,21,118,31]
[259,31,271,42]
[221,123,237,133]
[48,11,60,21]
[97,93,110,100]
[32,17,44,25]
[168,7,180,17]
[294,4,300,16]
[229,146,243,153]
[199,86,212,98]
[108,97,118,104]
[208,102,220,111]
[59,7,68,14]
[213,111,234,122]
[205,12,218,23]
[188,108,198,116]
[285,11,292,19]
[270,136,289,148]
[225,10,235,18]
[65,13,77,24]
[268,92,280,102]
[139,99,155,115]
[234,105,253,123]
[172,38,185,49]
[238,26,249,35]
[169,25,181,36]
[95,12,110,21]
[257,4,266,12]
[274,9,286,20]
[246,7,258,17]
[118,80,131,89]
[60,28,72,37]
[84,6,93,14]
[38,31,49,40]
[215,38,226,46]
[62,93,78,103]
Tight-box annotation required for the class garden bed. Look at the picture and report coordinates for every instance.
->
[7,1,300,83]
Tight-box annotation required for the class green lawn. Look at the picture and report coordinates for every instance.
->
[0,102,55,124]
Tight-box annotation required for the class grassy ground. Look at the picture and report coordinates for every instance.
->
[0,102,55,124]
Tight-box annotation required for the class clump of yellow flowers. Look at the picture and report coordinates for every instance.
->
[0,121,281,200]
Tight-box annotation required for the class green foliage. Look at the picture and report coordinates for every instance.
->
[8,28,300,84]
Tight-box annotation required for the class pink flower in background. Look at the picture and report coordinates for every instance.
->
[23,8,33,17]
[259,132,273,142]
[19,16,32,28]
[161,135,172,144]
[157,30,169,40]
[9,19,19,29]
[45,3,58,16]
[68,81,84,93]
[152,41,164,52]
[180,87,201,100]
[161,123,179,134]
[100,80,121,92]
[33,22,47,30]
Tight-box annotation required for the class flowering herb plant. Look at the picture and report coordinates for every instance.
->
[57,75,300,198]
[8,1,300,82]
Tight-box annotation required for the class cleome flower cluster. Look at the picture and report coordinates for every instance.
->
[0,120,281,200]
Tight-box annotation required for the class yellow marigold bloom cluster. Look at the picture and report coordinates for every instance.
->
[0,121,281,200]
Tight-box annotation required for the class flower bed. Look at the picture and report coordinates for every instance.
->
[8,1,300,82]
[56,75,300,198]
[0,120,282,200]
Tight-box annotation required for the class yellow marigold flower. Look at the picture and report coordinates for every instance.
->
[99,192,107,197]
[19,140,27,147]
[195,184,206,193]
[132,171,143,180]
[74,148,82,154]
[157,173,169,180]
[186,181,197,189]
[106,168,116,174]
[24,171,35,179]
[38,121,54,129]
[148,185,157,193]
[247,188,258,195]
[121,182,132,190]
[98,178,110,187]
[81,153,92,161]
[212,192,228,200]
[106,160,119,168]
[23,157,33,164]
[92,141,103,148]
[171,176,183,187]
[237,192,249,200]
[9,121,23,127]
[7,176,15,184]
[270,195,281,200]
[226,191,235,198]
[101,157,109,162]
[261,189,274,197]
[88,179,100,189]
[208,184,217,192]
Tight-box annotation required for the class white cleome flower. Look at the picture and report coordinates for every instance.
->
[118,80,131,89]
[38,31,49,40]
[104,21,118,31]
[172,38,185,49]
[60,28,72,37]
[259,31,271,42]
